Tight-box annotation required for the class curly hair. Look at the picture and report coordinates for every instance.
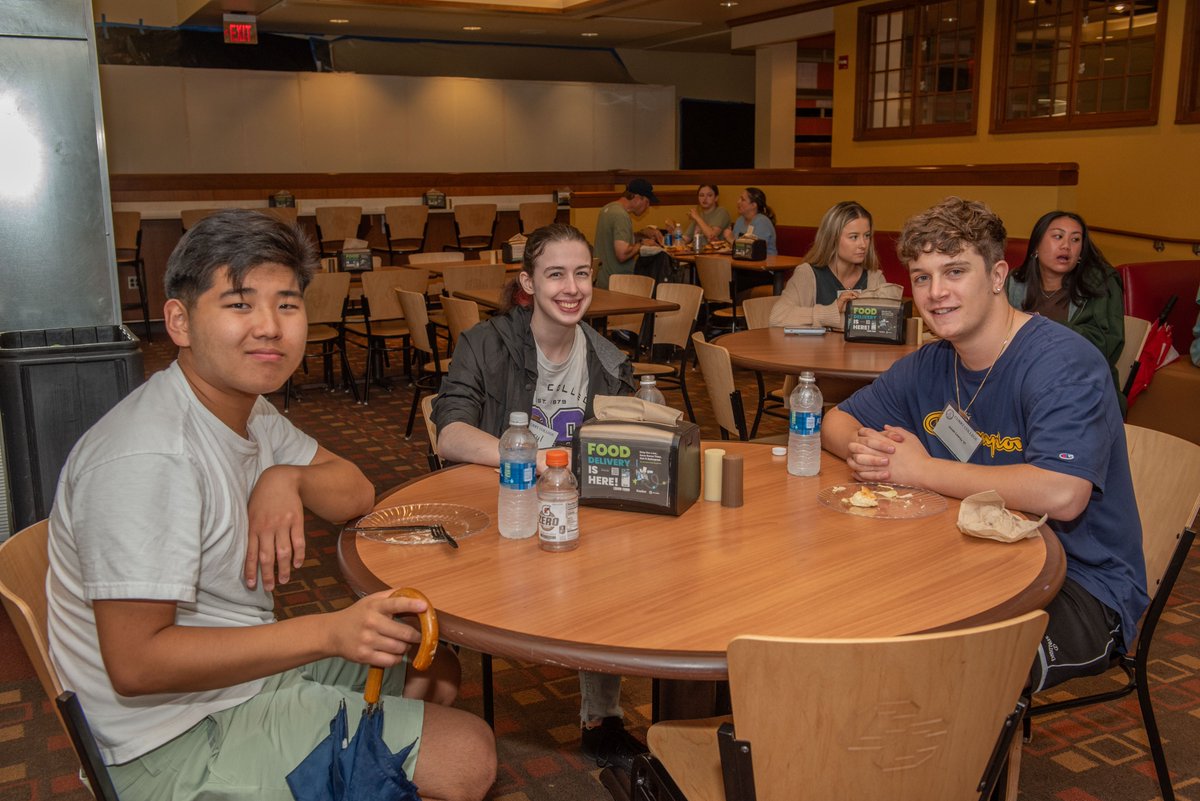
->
[1011,210,1111,310]
[897,197,1006,270]
[803,201,880,273]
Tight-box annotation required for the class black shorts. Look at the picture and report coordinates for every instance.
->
[1030,577,1124,693]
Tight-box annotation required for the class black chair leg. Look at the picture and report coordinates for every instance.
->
[750,372,767,439]
[481,652,495,728]
[405,385,422,439]
[1137,662,1175,801]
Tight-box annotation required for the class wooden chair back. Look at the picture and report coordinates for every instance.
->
[112,210,141,254]
[704,611,1048,801]
[180,207,220,231]
[519,201,558,233]
[261,206,298,226]
[651,283,703,349]
[442,263,506,298]
[304,271,351,326]
[1125,425,1200,596]
[1117,315,1151,390]
[360,269,427,321]
[315,205,363,244]
[384,205,429,243]
[421,394,438,453]
[473,250,500,263]
[742,295,778,330]
[695,255,734,304]
[0,521,64,711]
[442,295,482,347]
[691,331,744,440]
[608,273,656,333]
[408,252,467,265]
[396,288,435,356]
[453,203,498,239]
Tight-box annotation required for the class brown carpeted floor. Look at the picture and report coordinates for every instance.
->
[2,328,1197,801]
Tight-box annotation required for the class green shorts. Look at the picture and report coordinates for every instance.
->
[108,657,424,801]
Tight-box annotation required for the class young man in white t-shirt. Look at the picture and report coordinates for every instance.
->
[47,210,495,801]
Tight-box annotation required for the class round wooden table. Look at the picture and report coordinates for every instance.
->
[718,327,918,382]
[339,443,1063,681]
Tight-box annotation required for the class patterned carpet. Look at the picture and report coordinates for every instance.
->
[1,328,1197,801]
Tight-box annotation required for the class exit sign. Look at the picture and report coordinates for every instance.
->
[223,13,258,44]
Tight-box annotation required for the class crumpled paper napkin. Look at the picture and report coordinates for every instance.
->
[957,490,1047,542]
[594,395,682,425]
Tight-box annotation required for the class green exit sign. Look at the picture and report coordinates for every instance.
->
[222,13,258,44]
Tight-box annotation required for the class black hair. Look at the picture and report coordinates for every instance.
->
[164,209,318,306]
[1011,211,1110,310]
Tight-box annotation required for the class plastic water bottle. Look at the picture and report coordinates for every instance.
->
[674,223,684,247]
[694,232,703,253]
[663,225,673,246]
[538,450,579,552]
[635,375,667,406]
[498,412,538,539]
[788,371,823,477]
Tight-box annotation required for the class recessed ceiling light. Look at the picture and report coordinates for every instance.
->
[581,32,599,37]
[329,18,349,24]
[462,25,482,31]
[720,1,739,7]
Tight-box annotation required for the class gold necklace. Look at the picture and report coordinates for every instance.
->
[1039,284,1063,299]
[954,309,1016,418]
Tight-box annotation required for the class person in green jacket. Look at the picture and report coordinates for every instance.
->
[1006,210,1126,412]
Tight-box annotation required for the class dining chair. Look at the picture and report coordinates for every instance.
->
[0,520,121,801]
[421,394,441,472]
[377,205,429,265]
[179,207,220,232]
[690,331,748,441]
[631,611,1047,801]
[445,203,497,254]
[1023,425,1200,801]
[440,263,506,299]
[441,294,482,351]
[518,201,558,234]
[407,252,467,265]
[632,283,703,422]
[283,271,358,411]
[343,269,428,403]
[473,249,501,264]
[112,210,152,341]
[314,205,363,257]
[1116,315,1151,392]
[607,273,656,355]
[695,255,742,337]
[396,288,451,439]
[738,295,797,437]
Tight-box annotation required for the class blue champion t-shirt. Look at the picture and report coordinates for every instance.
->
[839,315,1148,651]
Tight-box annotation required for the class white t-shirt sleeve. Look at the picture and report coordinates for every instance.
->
[71,451,205,603]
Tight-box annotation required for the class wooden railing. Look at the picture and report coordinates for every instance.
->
[1089,226,1200,255]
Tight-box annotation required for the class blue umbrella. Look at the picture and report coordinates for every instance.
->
[288,588,439,801]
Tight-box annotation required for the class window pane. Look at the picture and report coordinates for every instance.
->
[1008,87,1031,118]
[1079,43,1102,77]
[1102,40,1129,76]
[1127,73,1152,109]
[1098,77,1125,111]
[1075,79,1098,113]
[1129,37,1154,73]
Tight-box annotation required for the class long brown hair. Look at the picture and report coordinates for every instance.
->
[499,223,593,313]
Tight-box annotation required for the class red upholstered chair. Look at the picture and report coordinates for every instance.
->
[774,225,817,257]
[1118,261,1200,355]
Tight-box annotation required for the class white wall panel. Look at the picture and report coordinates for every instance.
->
[99,66,675,173]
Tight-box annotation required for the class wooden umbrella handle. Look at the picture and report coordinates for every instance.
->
[364,587,439,705]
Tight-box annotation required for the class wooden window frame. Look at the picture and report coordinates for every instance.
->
[991,0,1168,133]
[854,0,983,141]
[1177,0,1200,123]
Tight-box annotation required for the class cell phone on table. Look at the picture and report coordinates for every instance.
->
[783,327,826,336]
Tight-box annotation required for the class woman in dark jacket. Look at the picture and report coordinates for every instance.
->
[432,223,633,472]
[1007,211,1125,408]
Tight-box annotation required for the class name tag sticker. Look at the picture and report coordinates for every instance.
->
[933,403,981,463]
[530,419,558,449]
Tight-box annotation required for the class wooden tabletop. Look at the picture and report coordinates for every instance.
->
[453,287,680,318]
[339,443,1063,680]
[669,251,805,273]
[719,327,918,381]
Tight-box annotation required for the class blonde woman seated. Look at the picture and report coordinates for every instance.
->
[770,201,895,330]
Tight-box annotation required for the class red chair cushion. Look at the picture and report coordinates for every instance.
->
[1119,261,1200,355]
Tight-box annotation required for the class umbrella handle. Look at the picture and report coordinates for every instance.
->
[365,587,440,705]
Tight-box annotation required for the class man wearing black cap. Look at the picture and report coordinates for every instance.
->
[594,177,662,289]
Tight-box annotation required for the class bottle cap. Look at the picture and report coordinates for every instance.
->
[640,375,655,385]
[545,449,568,468]
[509,411,529,426]
[800,371,816,382]
[772,446,787,457]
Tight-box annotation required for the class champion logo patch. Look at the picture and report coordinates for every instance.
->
[1058,452,1076,461]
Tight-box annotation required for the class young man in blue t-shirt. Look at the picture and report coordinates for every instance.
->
[823,197,1148,691]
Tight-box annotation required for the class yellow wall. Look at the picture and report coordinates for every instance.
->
[829,0,1199,255]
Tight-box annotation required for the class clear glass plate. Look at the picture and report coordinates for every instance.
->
[352,503,490,544]
[817,483,947,519]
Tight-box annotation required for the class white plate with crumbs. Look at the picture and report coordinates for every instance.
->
[817,483,947,519]
[350,503,490,544]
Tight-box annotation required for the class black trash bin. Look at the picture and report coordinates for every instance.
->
[0,325,144,531]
